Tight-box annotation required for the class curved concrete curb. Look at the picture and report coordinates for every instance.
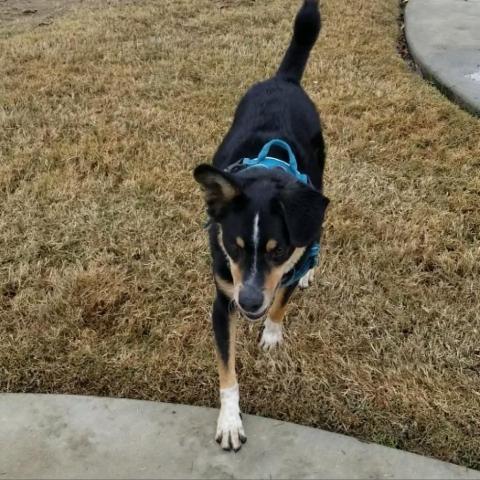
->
[405,0,480,116]
[0,394,478,479]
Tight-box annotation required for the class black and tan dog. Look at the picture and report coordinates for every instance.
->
[193,0,329,451]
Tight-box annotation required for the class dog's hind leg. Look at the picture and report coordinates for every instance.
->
[212,292,246,451]
[299,268,315,289]
[260,284,297,350]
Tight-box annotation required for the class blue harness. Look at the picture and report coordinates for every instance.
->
[226,139,321,288]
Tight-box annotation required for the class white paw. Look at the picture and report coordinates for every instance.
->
[259,317,283,350]
[215,384,246,451]
[298,268,314,289]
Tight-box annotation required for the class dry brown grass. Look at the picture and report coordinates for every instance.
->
[1,0,479,468]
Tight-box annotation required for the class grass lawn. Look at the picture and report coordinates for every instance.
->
[1,0,479,469]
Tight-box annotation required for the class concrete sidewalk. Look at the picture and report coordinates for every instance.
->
[0,394,478,479]
[405,0,480,115]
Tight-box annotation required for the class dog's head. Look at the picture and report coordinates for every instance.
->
[194,164,329,320]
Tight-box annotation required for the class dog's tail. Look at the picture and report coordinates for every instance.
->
[276,0,321,83]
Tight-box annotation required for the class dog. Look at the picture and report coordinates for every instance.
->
[193,0,329,452]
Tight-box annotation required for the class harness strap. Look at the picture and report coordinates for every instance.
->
[226,139,310,185]
[280,242,320,288]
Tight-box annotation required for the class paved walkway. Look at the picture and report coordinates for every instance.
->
[405,0,480,115]
[1,394,478,479]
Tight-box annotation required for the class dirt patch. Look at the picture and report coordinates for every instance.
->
[0,0,130,33]
[397,0,416,70]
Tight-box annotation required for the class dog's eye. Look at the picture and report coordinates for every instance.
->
[269,245,287,260]
[226,240,242,258]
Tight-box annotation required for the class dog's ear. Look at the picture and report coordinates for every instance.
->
[193,164,241,218]
[279,183,329,247]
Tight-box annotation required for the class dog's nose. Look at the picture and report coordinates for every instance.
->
[238,286,264,315]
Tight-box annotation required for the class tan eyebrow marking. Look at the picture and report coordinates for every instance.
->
[236,237,245,248]
[266,239,278,252]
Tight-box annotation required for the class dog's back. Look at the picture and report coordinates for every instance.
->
[213,0,325,189]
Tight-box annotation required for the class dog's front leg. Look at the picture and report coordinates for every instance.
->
[212,292,246,451]
[260,284,297,350]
